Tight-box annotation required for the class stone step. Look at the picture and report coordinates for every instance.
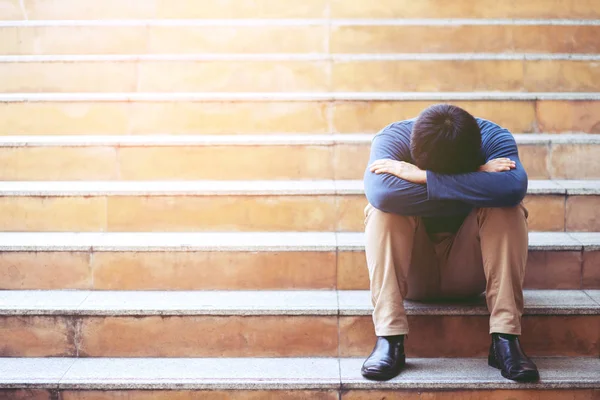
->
[1,55,600,92]
[0,134,597,180]
[0,180,597,232]
[3,0,600,20]
[0,231,597,290]
[1,20,599,55]
[0,289,598,357]
[1,93,598,134]
[0,357,598,399]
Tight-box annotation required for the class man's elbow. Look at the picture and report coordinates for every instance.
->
[499,178,528,207]
[365,185,392,212]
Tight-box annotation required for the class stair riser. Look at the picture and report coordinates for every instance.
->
[2,25,599,55]
[0,194,595,232]
[0,390,598,400]
[4,0,599,19]
[1,100,598,134]
[0,249,596,291]
[0,142,597,180]
[2,60,600,93]
[1,314,597,357]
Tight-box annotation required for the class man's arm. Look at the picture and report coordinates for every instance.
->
[364,127,472,216]
[426,128,528,207]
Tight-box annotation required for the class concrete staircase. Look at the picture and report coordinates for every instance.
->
[0,0,599,398]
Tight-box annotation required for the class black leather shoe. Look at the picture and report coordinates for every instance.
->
[361,336,406,381]
[488,333,540,382]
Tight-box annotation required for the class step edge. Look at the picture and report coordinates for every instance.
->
[0,133,598,146]
[2,92,600,102]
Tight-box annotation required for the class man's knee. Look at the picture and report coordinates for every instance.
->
[365,203,418,230]
[477,204,528,224]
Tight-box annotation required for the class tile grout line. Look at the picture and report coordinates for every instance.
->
[582,290,600,307]
[56,358,78,391]
[18,0,28,20]
[334,230,344,392]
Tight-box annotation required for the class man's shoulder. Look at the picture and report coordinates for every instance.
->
[377,118,415,137]
[476,117,511,135]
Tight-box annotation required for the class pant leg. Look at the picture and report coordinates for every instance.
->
[441,204,529,335]
[364,203,439,336]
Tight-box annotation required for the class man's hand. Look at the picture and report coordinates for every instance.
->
[369,159,427,184]
[479,158,516,172]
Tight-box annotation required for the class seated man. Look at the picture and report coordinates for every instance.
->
[361,104,539,382]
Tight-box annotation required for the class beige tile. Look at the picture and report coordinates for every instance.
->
[148,26,326,54]
[342,390,599,400]
[107,196,336,231]
[0,390,52,400]
[0,102,130,135]
[0,196,106,231]
[338,251,369,290]
[0,62,137,92]
[537,101,600,133]
[331,25,513,54]
[566,196,600,232]
[0,147,118,180]
[5,26,147,55]
[336,195,366,232]
[156,0,327,18]
[332,101,537,134]
[331,25,600,54]
[139,61,329,92]
[92,251,336,290]
[520,316,599,356]
[524,60,600,92]
[525,251,582,289]
[130,102,329,134]
[523,195,565,232]
[519,144,550,180]
[334,143,370,180]
[23,0,157,19]
[78,316,338,357]
[0,27,26,54]
[63,390,338,400]
[0,316,75,356]
[330,0,600,19]
[333,60,524,92]
[511,26,600,54]
[551,144,600,179]
[119,145,333,180]
[340,315,599,357]
[0,252,91,290]
[0,0,23,19]
[583,251,600,289]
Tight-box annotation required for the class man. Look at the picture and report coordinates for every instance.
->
[361,103,539,382]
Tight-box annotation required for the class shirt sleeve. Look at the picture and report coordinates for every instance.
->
[426,126,528,207]
[363,126,473,216]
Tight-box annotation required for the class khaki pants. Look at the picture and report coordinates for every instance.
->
[364,204,529,336]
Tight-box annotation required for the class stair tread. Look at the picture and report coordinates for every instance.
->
[1,18,600,26]
[2,92,600,102]
[0,133,598,146]
[0,179,597,196]
[3,53,600,62]
[0,289,597,316]
[0,231,592,251]
[0,356,597,390]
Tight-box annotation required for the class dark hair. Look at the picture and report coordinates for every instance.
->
[410,104,483,174]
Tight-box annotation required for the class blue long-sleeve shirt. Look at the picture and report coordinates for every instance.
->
[364,118,528,234]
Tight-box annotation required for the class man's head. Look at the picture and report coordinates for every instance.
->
[410,104,483,174]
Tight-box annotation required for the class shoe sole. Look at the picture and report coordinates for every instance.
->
[361,356,406,381]
[488,357,540,382]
